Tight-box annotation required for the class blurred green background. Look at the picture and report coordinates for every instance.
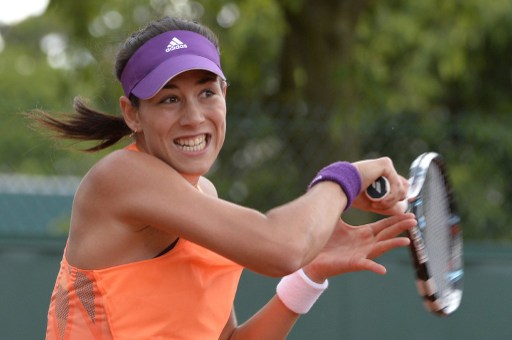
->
[0,0,511,339]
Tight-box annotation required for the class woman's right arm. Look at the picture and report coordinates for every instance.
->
[83,150,404,276]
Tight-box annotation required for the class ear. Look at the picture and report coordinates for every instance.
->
[120,96,140,132]
[221,79,228,97]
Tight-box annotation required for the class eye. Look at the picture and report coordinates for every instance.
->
[161,95,179,104]
[200,88,218,99]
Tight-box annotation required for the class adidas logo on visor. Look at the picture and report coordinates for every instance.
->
[166,37,188,52]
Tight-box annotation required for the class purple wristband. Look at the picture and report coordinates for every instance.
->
[308,162,362,210]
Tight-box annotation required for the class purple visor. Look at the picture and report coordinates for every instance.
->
[120,30,225,100]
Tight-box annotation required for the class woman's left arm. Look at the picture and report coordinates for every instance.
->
[220,214,416,339]
[219,299,300,340]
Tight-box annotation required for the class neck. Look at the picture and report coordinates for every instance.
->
[181,174,200,189]
[131,142,201,188]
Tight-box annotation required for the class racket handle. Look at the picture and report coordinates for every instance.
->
[366,177,390,200]
[366,176,408,212]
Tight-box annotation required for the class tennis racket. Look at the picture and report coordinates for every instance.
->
[366,152,463,316]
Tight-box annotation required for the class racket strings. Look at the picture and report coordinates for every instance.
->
[423,164,452,296]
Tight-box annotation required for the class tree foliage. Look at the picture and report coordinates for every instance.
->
[1,0,511,241]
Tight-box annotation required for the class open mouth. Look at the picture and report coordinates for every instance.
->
[174,134,209,152]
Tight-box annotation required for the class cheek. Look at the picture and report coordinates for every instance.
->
[142,110,177,133]
[213,103,227,136]
[215,118,226,148]
[218,127,226,147]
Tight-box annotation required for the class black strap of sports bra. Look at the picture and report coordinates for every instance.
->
[154,238,179,258]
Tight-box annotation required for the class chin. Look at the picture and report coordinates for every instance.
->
[178,163,212,177]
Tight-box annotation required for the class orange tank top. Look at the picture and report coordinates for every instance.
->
[46,144,243,339]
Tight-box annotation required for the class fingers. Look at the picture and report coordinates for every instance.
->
[369,237,411,259]
[352,157,408,214]
[322,214,415,278]
[353,157,395,189]
[376,176,409,214]
[370,213,416,238]
[367,182,408,214]
[356,259,387,275]
[367,214,415,259]
[387,174,408,204]
[376,220,415,242]
[399,176,409,200]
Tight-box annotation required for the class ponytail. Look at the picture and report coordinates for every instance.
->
[26,97,131,152]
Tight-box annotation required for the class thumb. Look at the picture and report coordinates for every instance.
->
[387,200,408,216]
[353,259,387,275]
[364,260,387,275]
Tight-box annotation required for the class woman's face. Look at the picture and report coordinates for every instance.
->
[133,70,227,183]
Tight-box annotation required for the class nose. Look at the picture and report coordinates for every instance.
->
[179,100,205,126]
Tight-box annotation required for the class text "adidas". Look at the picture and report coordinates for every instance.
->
[166,37,187,52]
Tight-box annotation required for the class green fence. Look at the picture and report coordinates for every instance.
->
[1,237,511,339]
[237,243,512,340]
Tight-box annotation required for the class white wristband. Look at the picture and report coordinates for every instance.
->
[276,269,328,314]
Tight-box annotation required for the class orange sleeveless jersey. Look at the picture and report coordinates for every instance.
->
[46,144,243,339]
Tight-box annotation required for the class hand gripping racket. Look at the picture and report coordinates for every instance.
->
[367,152,463,316]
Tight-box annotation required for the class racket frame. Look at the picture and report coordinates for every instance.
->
[403,152,463,316]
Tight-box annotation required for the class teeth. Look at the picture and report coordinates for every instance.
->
[175,134,207,152]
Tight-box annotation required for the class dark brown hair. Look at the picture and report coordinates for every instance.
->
[27,17,220,152]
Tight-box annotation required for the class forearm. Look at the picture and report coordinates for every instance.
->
[228,267,328,339]
[263,182,346,269]
[228,295,300,340]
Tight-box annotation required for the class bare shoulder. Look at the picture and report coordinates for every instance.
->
[73,148,191,225]
[88,148,164,177]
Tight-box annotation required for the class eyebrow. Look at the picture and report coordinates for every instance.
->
[162,74,218,90]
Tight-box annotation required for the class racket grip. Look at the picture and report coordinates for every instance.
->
[366,177,390,200]
[366,176,408,212]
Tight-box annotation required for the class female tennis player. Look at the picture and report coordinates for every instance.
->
[32,17,416,339]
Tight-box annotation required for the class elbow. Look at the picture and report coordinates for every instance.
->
[271,260,304,278]
[256,240,310,278]
[249,211,325,277]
